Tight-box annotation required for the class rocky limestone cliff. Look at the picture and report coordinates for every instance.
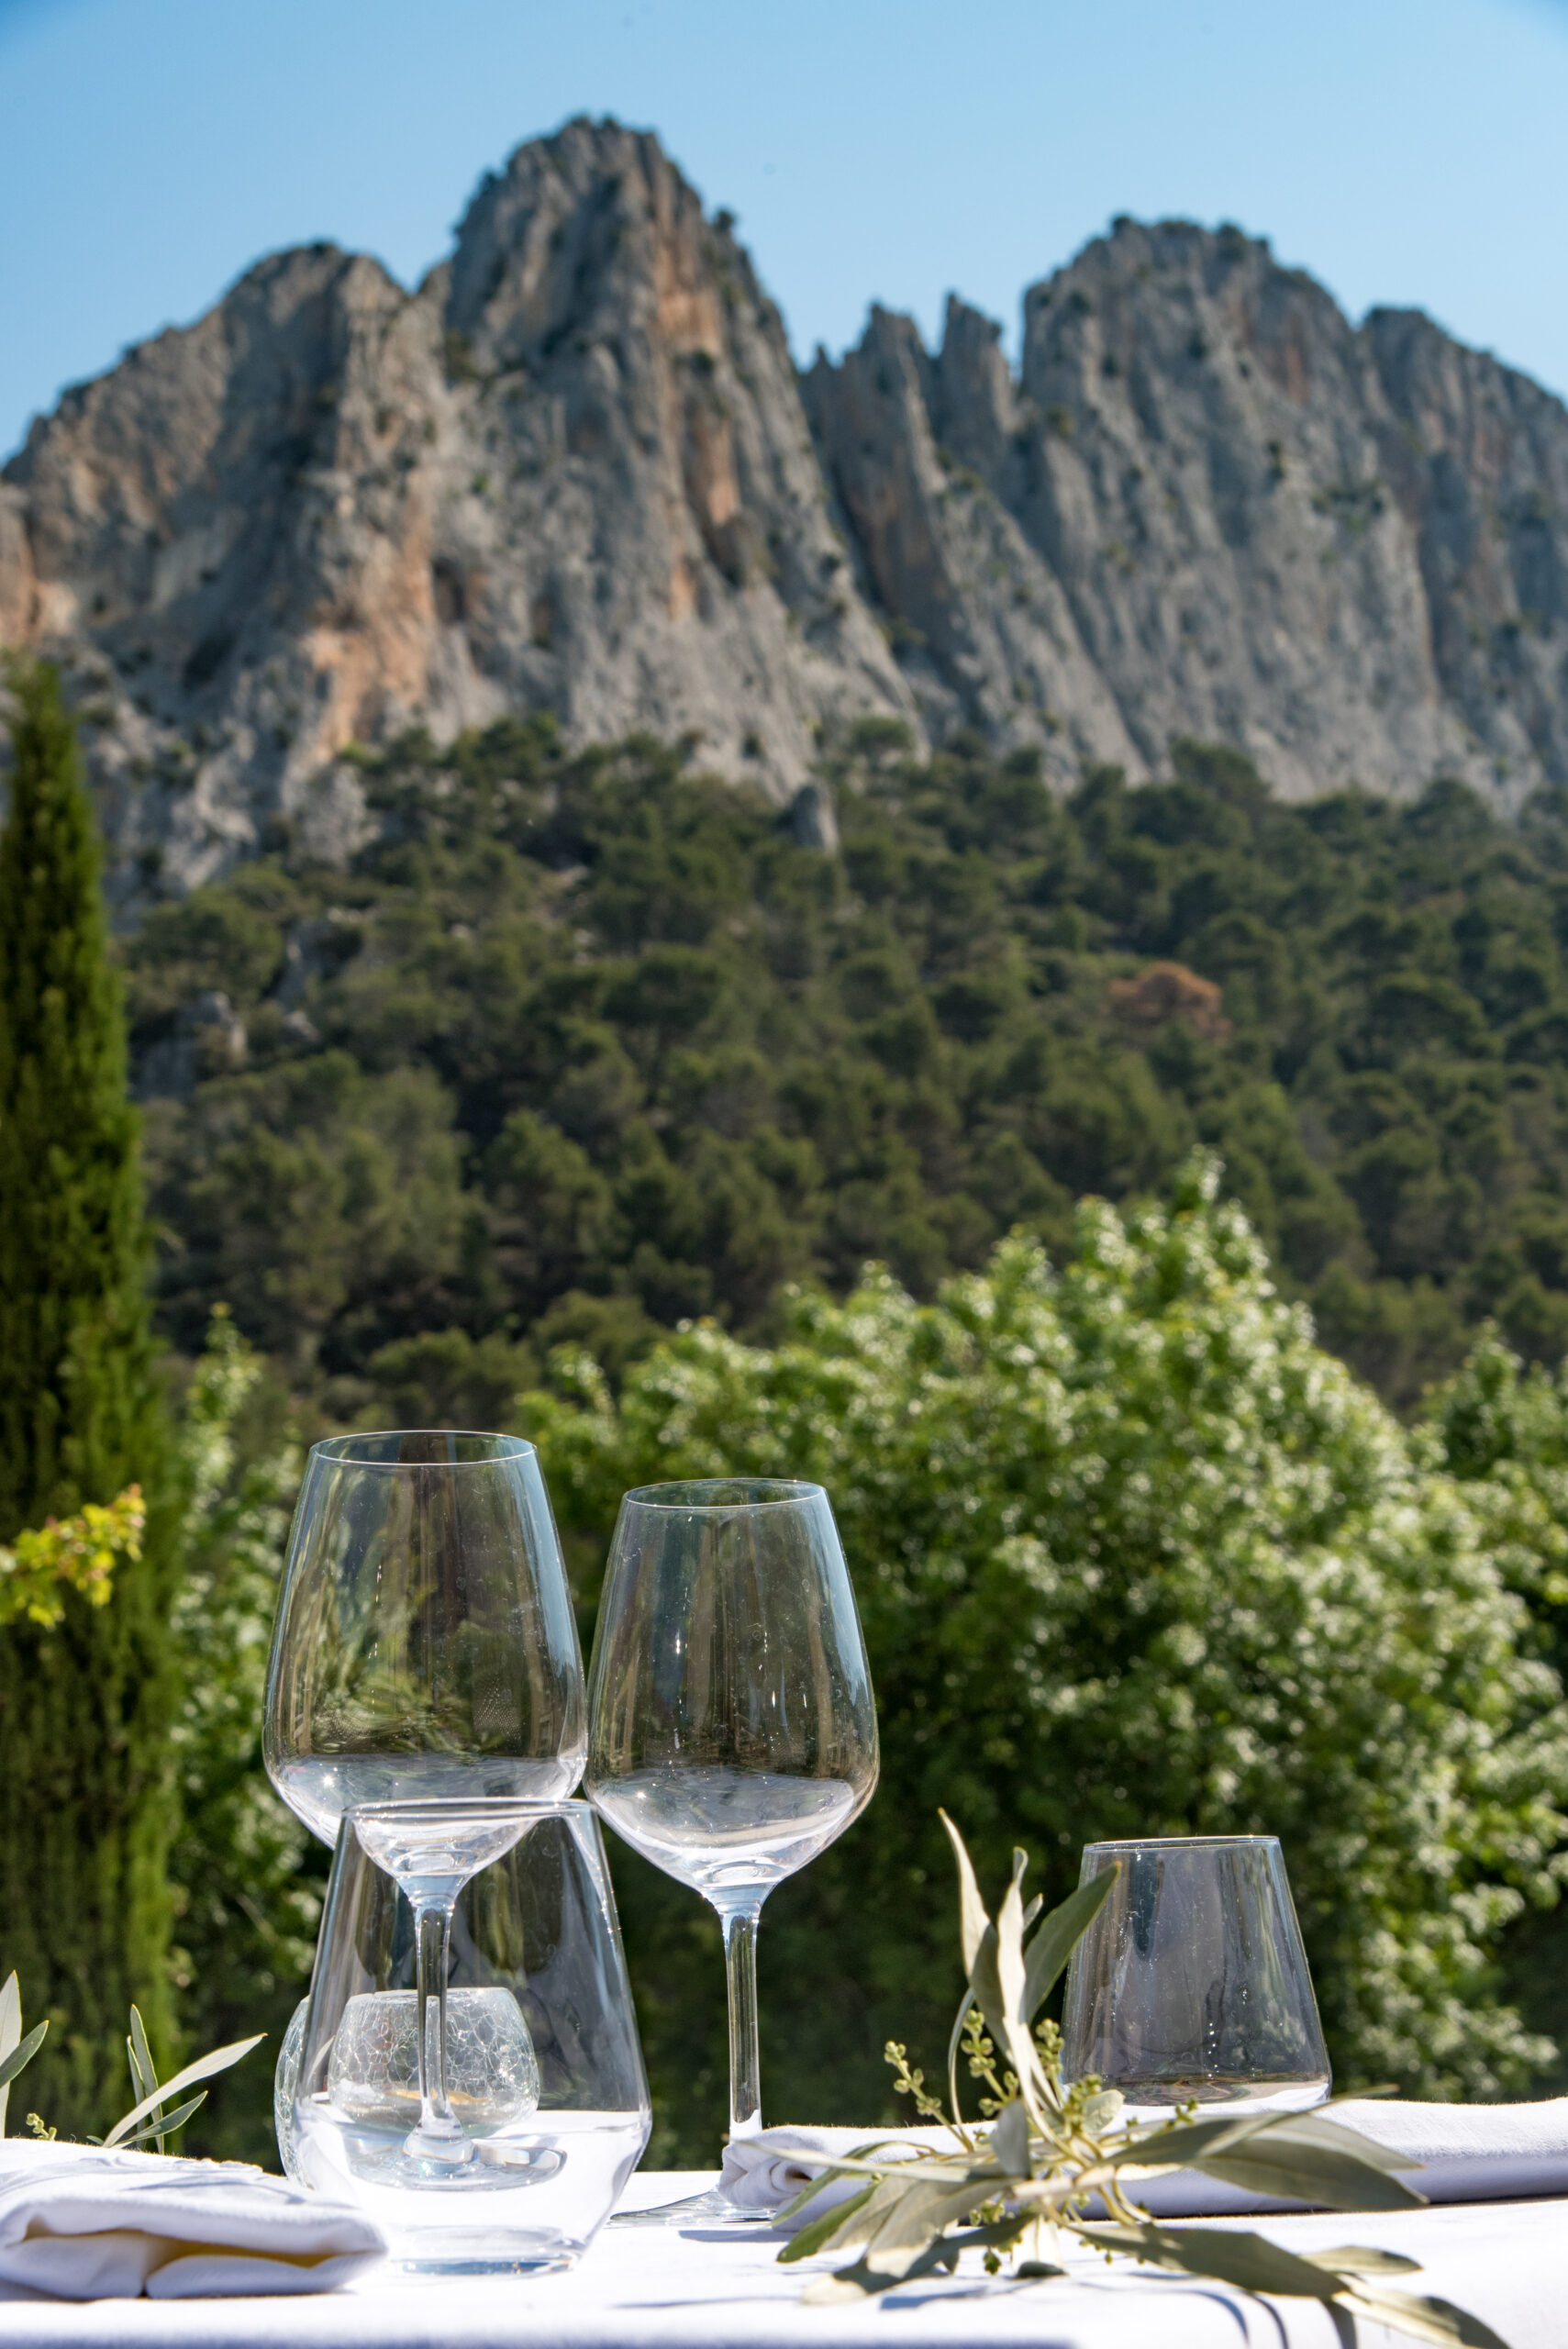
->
[807,218,1568,804]
[0,119,913,896]
[4,125,1568,901]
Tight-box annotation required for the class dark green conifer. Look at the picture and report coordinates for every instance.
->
[0,661,176,2132]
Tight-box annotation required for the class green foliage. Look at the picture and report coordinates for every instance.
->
[0,1972,49,2134]
[0,661,177,2135]
[1419,1337,1568,2087]
[0,660,161,1529]
[124,721,1568,1422]
[0,1484,144,1627]
[81,713,1568,2160]
[0,1969,261,2153]
[166,1311,317,2164]
[526,1160,1568,2159]
[96,2009,263,2152]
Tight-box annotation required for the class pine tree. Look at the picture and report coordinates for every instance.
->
[0,661,176,2132]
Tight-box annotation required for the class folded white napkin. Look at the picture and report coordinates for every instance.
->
[1138,2097,1568,2216]
[718,2124,954,2227]
[722,2101,1568,2231]
[0,2140,387,2300]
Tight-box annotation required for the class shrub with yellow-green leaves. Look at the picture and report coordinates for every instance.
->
[0,1486,144,1629]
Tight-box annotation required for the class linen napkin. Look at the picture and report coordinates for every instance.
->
[0,2139,387,2300]
[1134,2097,1568,2216]
[722,2102,1568,2230]
[718,2124,954,2227]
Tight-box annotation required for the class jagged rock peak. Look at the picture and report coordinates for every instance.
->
[0,117,913,902]
[806,213,1568,806]
[5,150,1568,912]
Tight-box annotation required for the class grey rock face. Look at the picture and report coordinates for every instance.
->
[0,119,913,898]
[809,219,1568,805]
[4,131,1568,907]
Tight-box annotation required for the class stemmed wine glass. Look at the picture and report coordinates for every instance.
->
[585,1479,878,2221]
[264,1431,586,2167]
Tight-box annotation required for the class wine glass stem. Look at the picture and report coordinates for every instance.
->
[718,1900,764,2140]
[415,1898,463,2142]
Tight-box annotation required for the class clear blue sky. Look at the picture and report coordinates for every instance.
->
[2,0,1567,462]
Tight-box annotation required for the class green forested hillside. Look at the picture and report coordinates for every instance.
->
[83,712,1568,2160]
[127,718,1568,1413]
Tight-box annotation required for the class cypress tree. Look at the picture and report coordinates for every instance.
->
[0,661,176,2132]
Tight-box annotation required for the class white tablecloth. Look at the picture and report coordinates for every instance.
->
[0,2171,1560,2347]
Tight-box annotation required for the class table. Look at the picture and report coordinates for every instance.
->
[0,2172,1560,2348]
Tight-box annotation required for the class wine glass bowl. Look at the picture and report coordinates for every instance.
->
[585,1477,877,2192]
[1061,1834,1330,2120]
[587,1479,878,1903]
[264,1431,586,1842]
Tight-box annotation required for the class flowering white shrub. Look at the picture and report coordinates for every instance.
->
[535,1153,1568,2101]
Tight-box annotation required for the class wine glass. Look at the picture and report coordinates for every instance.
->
[1061,1835,1330,2119]
[264,1431,587,2168]
[584,1478,878,2221]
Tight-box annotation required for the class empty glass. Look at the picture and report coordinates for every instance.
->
[585,1479,877,2217]
[264,1432,586,1840]
[264,1431,587,2179]
[1061,1834,1330,2119]
[284,1800,650,2272]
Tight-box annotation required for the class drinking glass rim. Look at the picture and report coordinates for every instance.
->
[1083,1833,1282,1853]
[308,1431,538,1469]
[620,1476,827,1511]
[348,1796,592,1823]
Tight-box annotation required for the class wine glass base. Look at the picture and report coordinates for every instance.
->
[394,2253,577,2276]
[609,2186,777,2228]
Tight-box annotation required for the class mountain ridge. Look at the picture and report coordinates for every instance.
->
[4,116,1567,905]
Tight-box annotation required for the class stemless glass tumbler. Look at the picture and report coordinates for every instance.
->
[284,1800,650,2273]
[585,1481,878,2168]
[1061,1834,1330,2118]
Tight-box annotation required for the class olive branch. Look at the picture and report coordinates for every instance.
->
[776,1812,1508,2349]
[0,1969,261,2150]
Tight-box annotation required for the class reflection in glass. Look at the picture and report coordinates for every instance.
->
[263,1431,586,1842]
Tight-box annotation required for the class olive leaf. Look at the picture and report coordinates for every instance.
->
[989,2095,1030,2175]
[1080,2217,1362,2298]
[1340,2284,1511,2349]
[0,1969,48,2143]
[1118,2103,1427,2211]
[109,2091,211,2151]
[803,2216,1028,2305]
[101,2032,264,2150]
[0,1978,48,2140]
[777,2182,879,2264]
[1077,2215,1507,2348]
[1021,1866,1118,2021]
[1303,2246,1421,2276]
[1186,2111,1427,2212]
[774,2137,933,2233]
